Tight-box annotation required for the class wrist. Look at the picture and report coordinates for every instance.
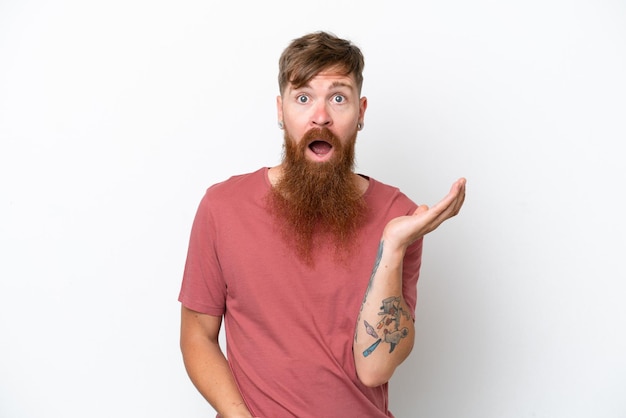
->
[379,236,407,262]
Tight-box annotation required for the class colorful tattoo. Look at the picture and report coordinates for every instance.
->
[357,240,410,356]
[362,296,410,356]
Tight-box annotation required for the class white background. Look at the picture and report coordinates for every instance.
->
[1,1,625,417]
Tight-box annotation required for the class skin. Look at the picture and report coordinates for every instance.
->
[179,68,466,415]
[269,69,368,189]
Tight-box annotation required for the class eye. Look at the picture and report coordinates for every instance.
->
[333,95,345,104]
[297,95,309,104]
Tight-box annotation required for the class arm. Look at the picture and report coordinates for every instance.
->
[354,178,466,387]
[180,306,253,418]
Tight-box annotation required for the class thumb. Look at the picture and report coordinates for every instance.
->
[413,205,429,216]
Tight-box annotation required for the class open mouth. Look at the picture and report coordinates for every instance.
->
[309,140,333,156]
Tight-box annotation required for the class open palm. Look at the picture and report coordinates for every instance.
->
[383,178,466,249]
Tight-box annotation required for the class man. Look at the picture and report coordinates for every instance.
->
[179,31,466,418]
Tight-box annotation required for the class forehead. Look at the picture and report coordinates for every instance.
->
[288,70,358,92]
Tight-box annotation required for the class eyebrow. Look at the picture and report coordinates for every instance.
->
[329,81,353,89]
[296,80,355,91]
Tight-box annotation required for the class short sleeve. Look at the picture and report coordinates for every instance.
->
[178,190,227,316]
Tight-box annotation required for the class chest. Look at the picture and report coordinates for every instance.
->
[215,210,381,330]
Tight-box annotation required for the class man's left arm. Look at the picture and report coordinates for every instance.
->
[353,178,466,387]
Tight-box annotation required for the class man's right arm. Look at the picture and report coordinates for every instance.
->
[180,306,253,418]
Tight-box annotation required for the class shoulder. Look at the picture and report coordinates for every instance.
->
[363,175,418,215]
[194,168,269,214]
[365,176,415,203]
[204,167,269,198]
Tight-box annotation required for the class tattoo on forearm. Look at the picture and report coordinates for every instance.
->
[356,240,411,357]
[362,296,410,357]
[355,241,384,343]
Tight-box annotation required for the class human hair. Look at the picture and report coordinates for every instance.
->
[278,31,365,95]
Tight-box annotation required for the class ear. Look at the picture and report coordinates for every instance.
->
[276,95,283,123]
[359,96,368,124]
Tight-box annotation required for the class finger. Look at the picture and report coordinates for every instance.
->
[411,178,466,227]
[454,188,466,214]
[443,178,466,214]
[453,179,467,213]
[431,185,462,214]
[426,183,466,224]
[447,180,466,216]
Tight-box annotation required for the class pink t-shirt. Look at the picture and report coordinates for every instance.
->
[179,168,422,418]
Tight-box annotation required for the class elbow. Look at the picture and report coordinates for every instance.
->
[356,367,394,388]
[354,338,415,388]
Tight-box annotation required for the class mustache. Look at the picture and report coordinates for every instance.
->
[300,127,340,147]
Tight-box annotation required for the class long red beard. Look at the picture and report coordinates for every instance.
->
[267,127,367,265]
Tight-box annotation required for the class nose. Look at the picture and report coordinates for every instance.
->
[311,102,331,127]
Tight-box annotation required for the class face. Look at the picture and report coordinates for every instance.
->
[276,69,367,164]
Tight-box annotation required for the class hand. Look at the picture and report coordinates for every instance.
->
[383,178,466,250]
